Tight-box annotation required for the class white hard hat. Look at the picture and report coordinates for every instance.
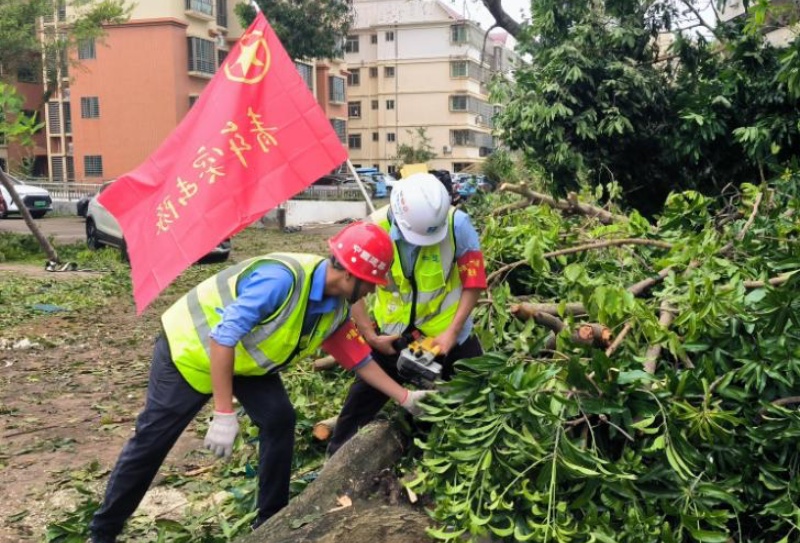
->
[390,173,450,246]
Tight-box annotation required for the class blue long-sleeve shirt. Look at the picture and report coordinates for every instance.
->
[209,259,342,348]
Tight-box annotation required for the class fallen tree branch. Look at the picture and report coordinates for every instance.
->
[605,321,632,357]
[488,238,672,285]
[499,183,627,225]
[643,301,678,374]
[492,199,530,217]
[509,303,566,333]
[720,190,764,256]
[743,273,793,289]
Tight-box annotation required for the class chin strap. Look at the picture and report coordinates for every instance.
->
[348,277,363,304]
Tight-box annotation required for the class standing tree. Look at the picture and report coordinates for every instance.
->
[394,127,438,168]
[234,0,353,61]
[488,0,800,214]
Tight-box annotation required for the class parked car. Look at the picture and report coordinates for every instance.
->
[0,175,53,219]
[76,194,93,218]
[453,173,493,199]
[85,180,231,263]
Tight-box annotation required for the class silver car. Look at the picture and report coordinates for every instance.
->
[85,180,231,262]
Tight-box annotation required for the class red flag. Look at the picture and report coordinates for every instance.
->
[99,12,347,314]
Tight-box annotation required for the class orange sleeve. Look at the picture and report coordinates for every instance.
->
[322,319,372,371]
[457,250,488,289]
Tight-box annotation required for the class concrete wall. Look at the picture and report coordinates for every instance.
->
[284,200,372,227]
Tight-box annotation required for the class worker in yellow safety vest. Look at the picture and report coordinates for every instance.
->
[90,221,430,543]
[328,173,488,456]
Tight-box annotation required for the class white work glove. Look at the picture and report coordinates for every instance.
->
[204,411,239,458]
[400,390,433,417]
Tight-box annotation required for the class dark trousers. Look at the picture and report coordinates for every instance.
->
[90,336,296,540]
[327,334,483,456]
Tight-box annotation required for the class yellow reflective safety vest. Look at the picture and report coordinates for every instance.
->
[370,205,462,337]
[161,253,348,393]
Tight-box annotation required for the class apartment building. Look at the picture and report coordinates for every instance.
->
[4,1,350,184]
[720,0,799,45]
[344,0,516,174]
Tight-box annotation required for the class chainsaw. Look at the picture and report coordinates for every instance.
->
[394,334,443,389]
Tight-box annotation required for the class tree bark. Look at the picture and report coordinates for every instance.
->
[236,421,430,543]
[481,0,523,37]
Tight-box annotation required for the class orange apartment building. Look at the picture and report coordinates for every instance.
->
[3,0,350,185]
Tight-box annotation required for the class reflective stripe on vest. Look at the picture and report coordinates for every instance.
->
[370,206,462,337]
[161,253,348,393]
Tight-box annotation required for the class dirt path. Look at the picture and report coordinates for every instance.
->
[0,280,211,542]
[0,225,340,541]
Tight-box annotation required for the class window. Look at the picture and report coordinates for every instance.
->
[386,31,395,41]
[329,76,345,102]
[0,110,4,144]
[372,132,379,142]
[185,0,213,16]
[386,99,395,110]
[384,66,395,77]
[347,69,360,86]
[61,104,70,133]
[217,49,228,67]
[387,132,396,142]
[451,24,467,43]
[16,65,38,83]
[348,134,362,149]
[330,118,347,143]
[344,35,359,54]
[369,67,378,78]
[80,96,100,118]
[450,60,467,78]
[187,37,216,74]
[451,129,474,146]
[370,34,378,44]
[348,101,361,118]
[296,61,314,91]
[216,0,228,27]
[450,95,468,111]
[78,39,96,60]
[84,155,104,177]
[453,162,471,172]
[371,100,379,110]
[189,95,200,108]
[47,101,60,134]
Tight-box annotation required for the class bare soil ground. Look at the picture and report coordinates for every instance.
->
[0,223,341,542]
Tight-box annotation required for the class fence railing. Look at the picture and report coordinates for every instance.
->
[20,181,101,201]
[20,181,371,203]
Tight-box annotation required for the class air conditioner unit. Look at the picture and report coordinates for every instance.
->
[215,35,226,48]
[442,145,452,154]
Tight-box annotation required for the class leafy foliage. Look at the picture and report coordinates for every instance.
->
[235,0,353,61]
[394,127,439,168]
[493,0,800,214]
[409,181,800,542]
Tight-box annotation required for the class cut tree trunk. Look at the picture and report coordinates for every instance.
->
[312,417,337,441]
[235,421,431,543]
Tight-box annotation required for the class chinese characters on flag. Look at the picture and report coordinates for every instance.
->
[99,12,347,313]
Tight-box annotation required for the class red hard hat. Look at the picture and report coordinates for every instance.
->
[328,222,393,285]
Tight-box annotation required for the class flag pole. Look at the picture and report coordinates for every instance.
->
[345,159,376,214]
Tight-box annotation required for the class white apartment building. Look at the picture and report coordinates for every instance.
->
[344,0,516,174]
